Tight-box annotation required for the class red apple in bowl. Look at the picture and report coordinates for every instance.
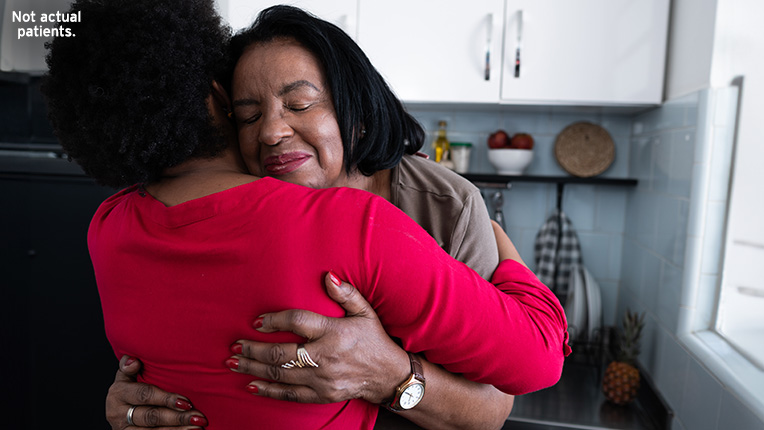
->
[510,133,534,150]
[487,130,511,149]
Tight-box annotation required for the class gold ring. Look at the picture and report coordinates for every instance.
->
[281,344,319,369]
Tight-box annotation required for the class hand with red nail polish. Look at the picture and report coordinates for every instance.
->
[225,357,240,370]
[231,272,410,406]
[231,342,243,354]
[105,355,208,429]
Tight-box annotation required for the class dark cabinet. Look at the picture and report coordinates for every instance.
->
[1,173,117,429]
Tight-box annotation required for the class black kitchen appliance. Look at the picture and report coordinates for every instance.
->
[2,73,117,429]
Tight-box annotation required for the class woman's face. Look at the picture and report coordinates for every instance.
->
[231,38,348,189]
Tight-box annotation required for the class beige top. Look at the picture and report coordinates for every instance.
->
[390,154,499,280]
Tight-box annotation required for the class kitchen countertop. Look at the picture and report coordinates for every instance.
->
[504,358,672,430]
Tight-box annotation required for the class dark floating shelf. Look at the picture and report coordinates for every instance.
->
[459,173,638,187]
[460,174,638,211]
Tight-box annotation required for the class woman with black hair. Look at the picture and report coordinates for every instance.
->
[228,5,499,281]
[71,3,569,430]
[231,7,510,428]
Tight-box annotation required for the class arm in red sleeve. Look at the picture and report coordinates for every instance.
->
[488,259,573,393]
[345,197,571,395]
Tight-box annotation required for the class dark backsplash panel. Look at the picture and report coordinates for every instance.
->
[0,74,57,144]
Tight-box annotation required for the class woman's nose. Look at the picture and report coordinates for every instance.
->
[258,112,293,146]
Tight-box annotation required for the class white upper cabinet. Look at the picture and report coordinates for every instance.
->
[218,0,358,38]
[218,0,670,106]
[358,0,504,103]
[500,0,669,105]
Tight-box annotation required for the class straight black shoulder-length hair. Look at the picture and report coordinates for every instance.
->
[228,5,425,176]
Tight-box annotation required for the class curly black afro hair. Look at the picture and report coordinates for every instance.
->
[41,0,231,188]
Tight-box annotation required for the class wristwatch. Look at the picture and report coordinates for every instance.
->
[384,352,426,411]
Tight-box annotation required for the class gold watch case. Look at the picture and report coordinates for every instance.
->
[387,353,426,411]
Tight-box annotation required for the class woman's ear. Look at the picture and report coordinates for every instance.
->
[211,80,232,116]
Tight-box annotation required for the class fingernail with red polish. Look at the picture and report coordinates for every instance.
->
[329,271,341,287]
[225,357,239,370]
[175,398,192,410]
[246,384,259,394]
[190,415,208,427]
[124,357,136,366]
[231,343,243,354]
[252,317,264,329]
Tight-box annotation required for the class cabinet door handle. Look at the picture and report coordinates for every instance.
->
[514,10,523,78]
[485,13,493,81]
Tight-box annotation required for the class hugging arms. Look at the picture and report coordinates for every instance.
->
[40,2,569,429]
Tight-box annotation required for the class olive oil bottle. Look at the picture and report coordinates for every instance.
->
[433,120,450,164]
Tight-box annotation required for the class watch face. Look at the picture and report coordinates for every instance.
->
[399,383,425,410]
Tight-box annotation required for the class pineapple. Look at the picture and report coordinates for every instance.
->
[602,309,645,405]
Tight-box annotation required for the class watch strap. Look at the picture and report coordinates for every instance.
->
[408,352,424,382]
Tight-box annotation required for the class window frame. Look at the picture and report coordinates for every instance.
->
[677,84,764,421]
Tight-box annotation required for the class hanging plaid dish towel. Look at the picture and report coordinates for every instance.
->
[534,208,583,299]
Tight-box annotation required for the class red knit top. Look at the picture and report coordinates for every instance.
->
[90,178,570,429]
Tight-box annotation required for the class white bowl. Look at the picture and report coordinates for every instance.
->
[488,148,533,175]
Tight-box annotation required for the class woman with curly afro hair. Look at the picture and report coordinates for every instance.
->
[43,0,230,189]
[42,1,569,429]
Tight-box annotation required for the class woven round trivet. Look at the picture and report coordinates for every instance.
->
[554,122,615,177]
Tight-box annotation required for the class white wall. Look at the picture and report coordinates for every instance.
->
[668,0,764,207]
[664,0,718,100]
[710,0,764,245]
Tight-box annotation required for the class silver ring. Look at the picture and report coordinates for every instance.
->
[126,405,137,426]
[281,344,319,369]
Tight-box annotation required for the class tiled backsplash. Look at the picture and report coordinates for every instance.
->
[621,92,700,336]
[623,88,764,430]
